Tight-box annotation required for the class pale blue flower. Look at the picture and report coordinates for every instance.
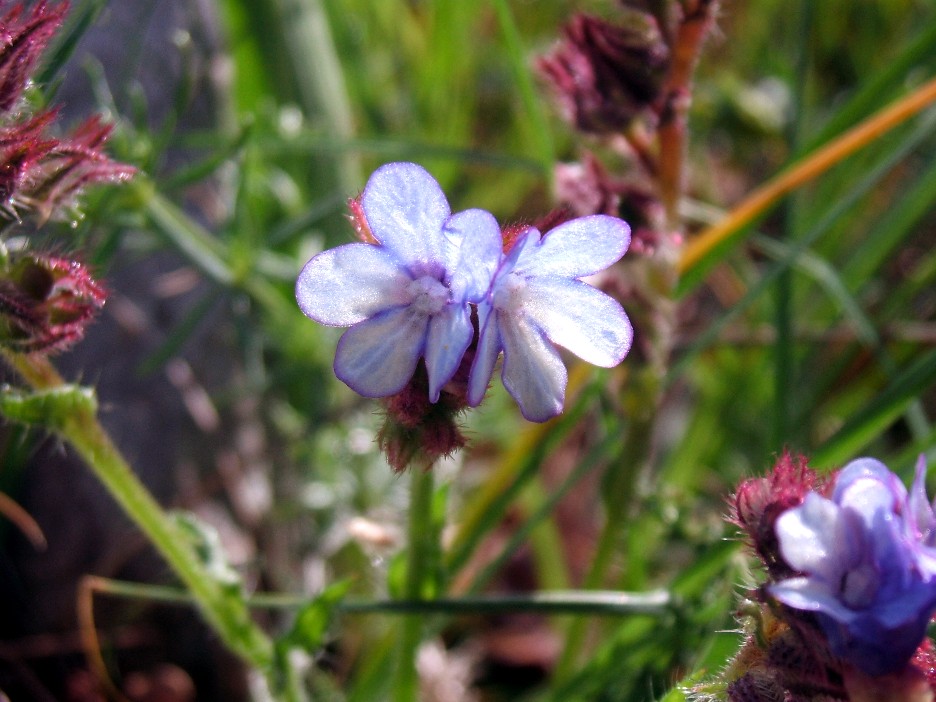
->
[467,216,632,422]
[770,457,936,675]
[296,162,501,400]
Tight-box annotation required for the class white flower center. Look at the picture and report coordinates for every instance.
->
[493,272,527,313]
[841,562,879,609]
[407,275,449,315]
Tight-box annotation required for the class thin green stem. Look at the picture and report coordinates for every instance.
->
[393,467,437,702]
[772,1,814,452]
[271,0,361,193]
[86,575,676,617]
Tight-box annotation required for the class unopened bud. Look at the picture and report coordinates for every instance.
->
[0,252,106,353]
[537,11,669,134]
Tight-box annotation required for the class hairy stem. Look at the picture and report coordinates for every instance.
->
[393,466,437,702]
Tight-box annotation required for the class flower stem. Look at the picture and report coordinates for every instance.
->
[1,351,280,693]
[657,0,718,229]
[393,466,436,702]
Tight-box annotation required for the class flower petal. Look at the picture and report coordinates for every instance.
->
[467,304,501,407]
[500,314,567,422]
[769,577,857,623]
[296,243,413,326]
[523,277,632,367]
[361,162,451,273]
[513,214,630,278]
[908,455,934,539]
[333,306,427,397]
[444,208,503,302]
[775,493,858,583]
[424,304,474,402]
[833,457,907,507]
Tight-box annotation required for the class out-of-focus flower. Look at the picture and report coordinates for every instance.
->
[0,252,106,352]
[536,12,669,135]
[467,215,632,422]
[770,458,936,676]
[0,1,68,112]
[296,162,501,401]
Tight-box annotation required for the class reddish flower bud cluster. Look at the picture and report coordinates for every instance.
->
[0,2,134,223]
[536,11,669,135]
[377,357,469,473]
[729,451,825,579]
[536,4,689,258]
[0,1,135,354]
[0,1,67,112]
[0,252,105,352]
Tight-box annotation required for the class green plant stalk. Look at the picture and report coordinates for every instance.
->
[772,0,814,453]
[86,575,676,617]
[1,352,280,693]
[393,466,436,702]
[490,0,554,173]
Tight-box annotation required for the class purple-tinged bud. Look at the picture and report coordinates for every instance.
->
[536,12,670,135]
[0,252,106,353]
[0,1,68,113]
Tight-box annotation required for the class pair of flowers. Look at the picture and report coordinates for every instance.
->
[295,162,632,422]
[769,456,936,676]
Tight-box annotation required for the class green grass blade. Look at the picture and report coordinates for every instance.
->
[490,0,555,173]
[812,348,936,469]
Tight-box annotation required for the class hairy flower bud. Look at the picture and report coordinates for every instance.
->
[377,359,469,472]
[729,451,822,579]
[0,110,57,206]
[18,115,136,223]
[726,670,784,702]
[0,2,135,223]
[0,252,106,353]
[0,1,68,112]
[536,12,669,134]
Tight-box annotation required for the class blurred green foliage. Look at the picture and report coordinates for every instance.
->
[18,0,936,699]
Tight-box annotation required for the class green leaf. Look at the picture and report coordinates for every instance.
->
[282,580,352,652]
[170,511,243,590]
